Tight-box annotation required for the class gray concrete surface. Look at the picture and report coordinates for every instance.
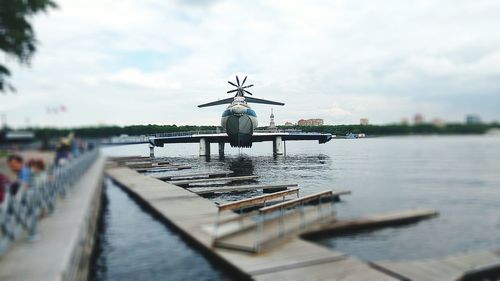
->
[0,155,105,281]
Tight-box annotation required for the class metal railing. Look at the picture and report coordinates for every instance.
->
[253,190,335,252]
[0,150,99,256]
[153,130,219,138]
[213,189,336,253]
[103,128,331,145]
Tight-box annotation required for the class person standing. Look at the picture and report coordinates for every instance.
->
[7,154,31,195]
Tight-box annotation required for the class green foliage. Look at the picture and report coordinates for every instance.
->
[21,123,499,139]
[280,123,496,136]
[0,0,57,91]
[30,124,218,138]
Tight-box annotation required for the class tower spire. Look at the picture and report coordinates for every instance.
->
[269,108,276,130]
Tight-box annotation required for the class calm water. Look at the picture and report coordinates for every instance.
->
[90,179,234,281]
[96,135,500,276]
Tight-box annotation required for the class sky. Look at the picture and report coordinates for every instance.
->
[1,0,500,128]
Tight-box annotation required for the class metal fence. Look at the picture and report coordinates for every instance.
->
[0,150,99,256]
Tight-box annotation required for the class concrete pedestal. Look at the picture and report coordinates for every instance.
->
[218,142,225,157]
[149,144,155,158]
[273,136,284,155]
[199,138,211,156]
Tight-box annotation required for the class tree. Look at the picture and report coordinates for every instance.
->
[0,0,57,92]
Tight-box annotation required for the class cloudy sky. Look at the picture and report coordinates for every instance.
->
[2,0,500,127]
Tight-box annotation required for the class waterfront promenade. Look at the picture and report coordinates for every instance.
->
[0,153,105,281]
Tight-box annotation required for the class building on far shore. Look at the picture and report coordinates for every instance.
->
[360,118,369,125]
[414,114,424,125]
[432,118,445,127]
[284,122,294,126]
[465,114,482,125]
[269,109,276,130]
[298,119,324,126]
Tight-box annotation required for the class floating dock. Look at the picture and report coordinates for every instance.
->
[106,166,394,280]
[103,156,500,281]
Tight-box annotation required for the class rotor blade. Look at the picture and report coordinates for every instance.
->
[198,97,234,108]
[241,76,247,86]
[243,90,253,95]
[242,84,253,89]
[227,89,238,93]
[245,96,285,106]
[228,81,238,87]
[236,75,240,86]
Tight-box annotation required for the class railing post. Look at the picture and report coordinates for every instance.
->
[279,207,284,237]
[317,194,323,220]
[254,212,264,252]
[300,201,306,229]
[213,209,221,245]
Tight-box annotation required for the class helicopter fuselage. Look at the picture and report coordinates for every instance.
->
[198,75,284,147]
[221,97,258,147]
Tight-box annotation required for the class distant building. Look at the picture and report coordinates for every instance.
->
[269,109,276,129]
[297,118,324,126]
[297,119,308,126]
[360,118,369,125]
[414,114,424,125]
[432,118,445,127]
[465,114,482,125]
[401,118,410,125]
[284,122,294,126]
[310,119,324,126]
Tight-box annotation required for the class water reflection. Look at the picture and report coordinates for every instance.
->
[226,156,255,176]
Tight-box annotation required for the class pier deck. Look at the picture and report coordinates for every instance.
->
[188,183,297,195]
[106,166,396,280]
[106,160,500,280]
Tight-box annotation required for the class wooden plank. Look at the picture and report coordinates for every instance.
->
[218,187,300,211]
[189,184,298,196]
[254,256,398,281]
[125,160,170,166]
[109,156,149,161]
[302,208,438,238]
[169,175,259,186]
[136,165,192,173]
[128,162,174,169]
[154,172,232,181]
[259,190,334,214]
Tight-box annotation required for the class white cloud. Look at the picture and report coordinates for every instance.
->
[2,0,500,127]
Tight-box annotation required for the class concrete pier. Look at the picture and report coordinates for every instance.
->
[0,155,106,281]
[199,138,211,157]
[149,144,155,158]
[273,136,284,155]
[106,166,396,280]
[218,142,225,157]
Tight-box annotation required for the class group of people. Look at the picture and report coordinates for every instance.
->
[54,134,89,166]
[0,133,91,206]
[0,154,48,205]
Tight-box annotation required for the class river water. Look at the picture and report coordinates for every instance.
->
[94,135,500,278]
